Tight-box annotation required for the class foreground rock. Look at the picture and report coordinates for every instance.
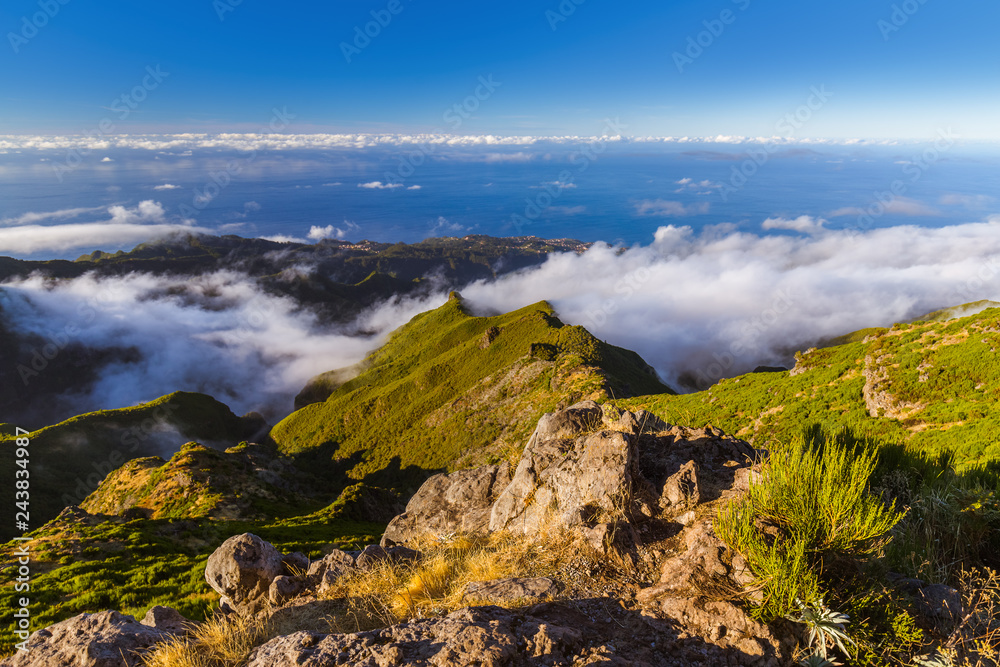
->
[205,533,285,614]
[0,610,175,667]
[382,464,513,545]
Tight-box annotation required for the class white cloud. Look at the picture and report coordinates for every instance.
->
[761,215,826,234]
[1,205,105,227]
[0,133,902,155]
[429,216,468,236]
[455,221,1000,391]
[307,221,359,241]
[674,178,722,195]
[100,157,114,162]
[407,185,422,190]
[153,183,180,190]
[634,199,710,217]
[108,200,167,225]
[0,223,211,254]
[1,271,440,422]
[243,201,261,212]
[358,181,403,190]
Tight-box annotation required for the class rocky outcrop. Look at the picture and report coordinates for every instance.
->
[489,401,650,538]
[382,464,513,544]
[205,533,285,614]
[0,610,174,667]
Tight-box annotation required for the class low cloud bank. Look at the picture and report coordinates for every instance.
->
[4,220,1000,426]
[1,271,443,422]
[460,221,1000,389]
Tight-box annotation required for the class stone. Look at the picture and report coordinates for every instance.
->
[245,606,582,667]
[281,551,309,576]
[306,548,356,584]
[139,605,189,635]
[463,577,562,604]
[0,610,171,667]
[660,459,700,509]
[205,533,284,615]
[381,464,512,545]
[269,575,305,606]
[489,404,645,537]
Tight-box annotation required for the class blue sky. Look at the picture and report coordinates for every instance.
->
[1,0,998,139]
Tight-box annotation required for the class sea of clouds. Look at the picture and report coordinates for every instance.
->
[3,219,999,426]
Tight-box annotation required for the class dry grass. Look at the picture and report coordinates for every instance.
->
[949,568,1000,667]
[322,530,581,631]
[143,528,588,666]
[143,613,272,667]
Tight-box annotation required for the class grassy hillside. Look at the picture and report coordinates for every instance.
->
[622,306,1000,468]
[272,292,669,490]
[0,392,263,541]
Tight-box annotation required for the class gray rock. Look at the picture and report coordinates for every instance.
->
[355,544,389,570]
[245,606,582,667]
[489,404,644,537]
[917,584,963,623]
[381,464,512,545]
[269,575,305,606]
[660,460,700,509]
[463,577,562,604]
[0,610,171,667]
[306,548,356,584]
[139,605,189,635]
[205,533,284,614]
[281,551,309,576]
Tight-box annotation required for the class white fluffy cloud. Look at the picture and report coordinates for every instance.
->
[456,220,1000,389]
[0,133,904,155]
[0,201,209,254]
[307,221,360,240]
[358,181,403,190]
[1,271,441,420]
[153,183,180,190]
[761,215,826,234]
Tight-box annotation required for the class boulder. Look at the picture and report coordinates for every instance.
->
[0,610,171,667]
[205,533,284,614]
[139,605,189,635]
[269,576,305,606]
[381,464,512,545]
[489,402,646,537]
[281,551,309,576]
[306,549,356,583]
[660,459,700,509]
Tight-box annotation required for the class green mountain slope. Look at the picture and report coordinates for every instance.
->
[0,392,264,541]
[271,292,670,489]
[623,306,1000,468]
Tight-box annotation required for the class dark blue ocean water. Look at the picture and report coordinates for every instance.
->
[0,140,998,258]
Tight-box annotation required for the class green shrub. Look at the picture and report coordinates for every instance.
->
[716,433,905,621]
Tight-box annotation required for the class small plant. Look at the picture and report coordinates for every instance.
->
[786,598,856,662]
[715,433,905,620]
